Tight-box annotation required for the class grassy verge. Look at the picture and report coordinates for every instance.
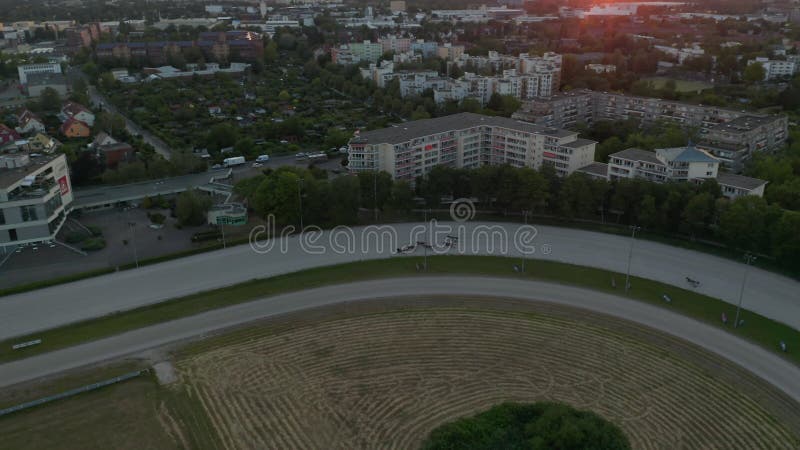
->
[2,255,797,367]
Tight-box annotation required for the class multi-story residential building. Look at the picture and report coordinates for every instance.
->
[347,112,596,182]
[697,115,788,171]
[331,41,384,65]
[0,152,73,249]
[96,31,263,64]
[747,56,799,81]
[410,40,438,58]
[582,145,767,199]
[17,62,61,85]
[513,89,788,171]
[436,43,465,61]
[379,35,412,54]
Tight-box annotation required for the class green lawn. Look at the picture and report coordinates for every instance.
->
[642,77,713,93]
[2,255,798,367]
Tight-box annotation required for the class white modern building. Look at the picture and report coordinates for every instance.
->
[348,112,596,182]
[1,152,73,249]
[17,62,62,85]
[584,145,768,199]
[747,57,799,81]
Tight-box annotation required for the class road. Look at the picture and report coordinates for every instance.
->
[1,276,799,405]
[0,222,798,340]
[88,86,174,160]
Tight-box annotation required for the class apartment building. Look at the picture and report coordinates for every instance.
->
[697,115,788,171]
[513,89,788,170]
[96,31,264,64]
[747,56,799,80]
[0,152,73,249]
[331,41,384,65]
[582,145,767,199]
[347,112,596,182]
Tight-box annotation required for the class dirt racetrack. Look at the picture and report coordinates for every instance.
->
[174,298,800,450]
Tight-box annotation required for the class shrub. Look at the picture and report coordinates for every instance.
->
[81,237,106,251]
[149,212,166,225]
[424,402,630,450]
[87,225,103,236]
[65,230,88,244]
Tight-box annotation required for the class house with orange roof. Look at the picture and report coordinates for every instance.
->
[60,118,91,138]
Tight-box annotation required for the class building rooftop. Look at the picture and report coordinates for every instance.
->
[355,112,575,145]
[0,152,61,190]
[576,161,608,177]
[609,148,664,165]
[657,145,718,163]
[25,72,67,86]
[562,137,596,148]
[709,114,784,133]
[716,172,767,191]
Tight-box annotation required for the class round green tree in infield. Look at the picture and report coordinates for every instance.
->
[423,402,631,450]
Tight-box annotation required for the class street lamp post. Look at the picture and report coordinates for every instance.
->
[373,171,379,222]
[220,220,226,249]
[624,225,641,293]
[521,210,530,273]
[128,221,139,268]
[297,178,304,232]
[734,253,756,329]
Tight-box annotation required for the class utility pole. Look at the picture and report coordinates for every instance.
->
[220,220,226,249]
[521,210,530,273]
[624,225,641,293]
[734,253,756,329]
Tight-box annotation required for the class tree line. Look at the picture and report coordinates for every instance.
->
[235,164,799,274]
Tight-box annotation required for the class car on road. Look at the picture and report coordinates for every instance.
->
[252,162,262,168]
[295,152,307,160]
[256,154,270,162]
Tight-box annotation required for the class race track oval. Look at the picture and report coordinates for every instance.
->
[1,276,799,407]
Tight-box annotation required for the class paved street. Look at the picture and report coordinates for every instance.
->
[0,222,798,340]
[1,276,799,405]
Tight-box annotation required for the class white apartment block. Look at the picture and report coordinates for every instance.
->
[747,57,799,81]
[17,62,62,85]
[348,112,596,182]
[1,152,73,249]
[585,146,767,199]
[654,44,705,65]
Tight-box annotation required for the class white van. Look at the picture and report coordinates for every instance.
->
[256,154,270,162]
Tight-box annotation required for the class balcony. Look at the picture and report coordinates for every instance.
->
[7,179,57,202]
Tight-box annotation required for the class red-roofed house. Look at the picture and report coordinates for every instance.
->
[15,109,46,135]
[60,101,95,127]
[60,118,91,138]
[0,124,22,146]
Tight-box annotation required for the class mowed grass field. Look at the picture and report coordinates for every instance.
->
[0,372,179,450]
[641,77,713,93]
[172,304,800,450]
[1,303,799,449]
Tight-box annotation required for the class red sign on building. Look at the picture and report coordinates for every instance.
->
[543,151,557,158]
[58,176,70,195]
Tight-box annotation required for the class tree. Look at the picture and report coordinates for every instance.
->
[175,190,212,226]
[743,62,766,84]
[264,40,279,63]
[358,171,393,212]
[329,175,360,224]
[718,196,780,252]
[206,123,238,152]
[681,192,714,237]
[423,402,630,450]
[388,180,415,213]
[771,211,800,272]
[38,87,61,111]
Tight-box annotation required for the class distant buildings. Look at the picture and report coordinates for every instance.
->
[331,41,384,65]
[347,112,596,181]
[95,30,264,65]
[359,51,562,105]
[578,145,767,199]
[513,89,788,171]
